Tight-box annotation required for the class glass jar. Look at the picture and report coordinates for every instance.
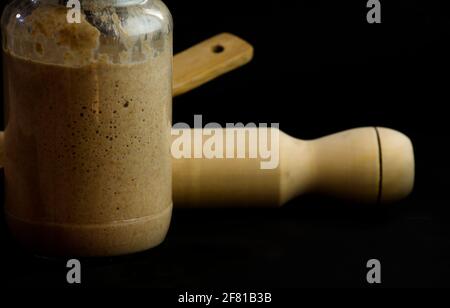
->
[2,0,173,256]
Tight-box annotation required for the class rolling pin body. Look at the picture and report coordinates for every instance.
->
[172,127,415,207]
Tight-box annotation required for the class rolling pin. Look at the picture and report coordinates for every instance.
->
[0,127,415,206]
[172,127,414,207]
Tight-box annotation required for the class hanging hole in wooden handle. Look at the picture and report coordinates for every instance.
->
[212,45,225,54]
[173,33,254,97]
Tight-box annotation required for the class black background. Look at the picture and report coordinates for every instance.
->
[1,0,449,289]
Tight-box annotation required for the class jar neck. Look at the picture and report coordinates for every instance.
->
[56,0,149,6]
[85,0,147,5]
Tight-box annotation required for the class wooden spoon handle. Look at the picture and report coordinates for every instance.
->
[173,33,254,97]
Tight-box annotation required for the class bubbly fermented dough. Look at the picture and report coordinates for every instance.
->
[3,4,173,256]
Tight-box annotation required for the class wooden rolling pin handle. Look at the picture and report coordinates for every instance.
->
[284,127,415,204]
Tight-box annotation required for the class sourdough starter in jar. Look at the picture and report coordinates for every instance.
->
[2,2,173,256]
